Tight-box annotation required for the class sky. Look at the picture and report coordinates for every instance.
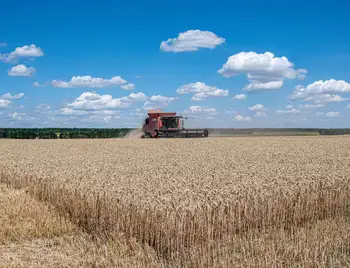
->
[1,0,350,128]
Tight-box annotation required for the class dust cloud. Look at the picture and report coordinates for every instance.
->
[124,129,143,139]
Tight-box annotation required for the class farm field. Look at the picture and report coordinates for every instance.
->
[0,137,349,267]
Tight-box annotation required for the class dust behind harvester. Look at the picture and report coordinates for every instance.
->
[141,110,209,138]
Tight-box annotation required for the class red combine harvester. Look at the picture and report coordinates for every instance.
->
[141,110,209,138]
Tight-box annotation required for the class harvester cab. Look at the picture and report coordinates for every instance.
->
[141,110,209,138]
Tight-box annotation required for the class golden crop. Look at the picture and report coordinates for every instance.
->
[0,136,349,267]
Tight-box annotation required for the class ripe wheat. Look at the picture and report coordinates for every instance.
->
[0,136,349,267]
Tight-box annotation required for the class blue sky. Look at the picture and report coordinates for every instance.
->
[1,0,350,128]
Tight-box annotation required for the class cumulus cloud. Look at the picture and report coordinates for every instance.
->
[51,75,132,89]
[66,92,147,111]
[82,115,120,123]
[130,108,145,118]
[289,80,350,100]
[233,115,251,122]
[1,44,44,63]
[304,94,348,104]
[286,104,294,109]
[65,92,173,113]
[36,104,51,112]
[254,111,268,118]
[120,83,135,90]
[276,108,300,115]
[218,51,306,91]
[9,112,26,120]
[1,93,24,100]
[326,111,340,118]
[233,94,246,100]
[143,95,178,110]
[299,103,325,109]
[61,108,120,116]
[298,79,350,95]
[249,104,266,112]
[13,112,24,120]
[33,81,48,87]
[121,92,148,102]
[183,106,216,114]
[176,82,229,101]
[243,81,283,91]
[316,112,324,116]
[160,30,225,52]
[8,64,36,76]
[0,99,12,109]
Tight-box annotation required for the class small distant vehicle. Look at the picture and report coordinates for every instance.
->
[141,110,209,138]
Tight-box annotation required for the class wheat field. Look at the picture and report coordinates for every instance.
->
[0,136,349,267]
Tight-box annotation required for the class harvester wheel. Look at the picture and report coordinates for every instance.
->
[204,129,209,137]
[143,133,152,139]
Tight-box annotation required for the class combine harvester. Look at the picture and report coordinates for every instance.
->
[141,110,209,138]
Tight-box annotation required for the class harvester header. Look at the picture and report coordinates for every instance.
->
[141,111,209,138]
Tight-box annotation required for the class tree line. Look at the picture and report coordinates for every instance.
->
[1,128,350,139]
[0,128,131,139]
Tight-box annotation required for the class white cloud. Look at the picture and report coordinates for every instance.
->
[243,81,283,91]
[288,85,307,100]
[120,83,135,90]
[67,92,146,111]
[10,112,25,120]
[304,94,348,104]
[10,44,43,57]
[184,106,216,114]
[286,104,294,109]
[61,108,120,116]
[249,104,266,112]
[8,64,36,76]
[130,108,145,118]
[36,104,51,112]
[326,111,340,118]
[299,103,325,109]
[0,99,12,109]
[143,95,177,110]
[289,80,350,100]
[276,108,300,115]
[233,94,246,100]
[1,44,44,62]
[82,115,120,123]
[33,81,48,87]
[149,95,177,103]
[254,111,268,118]
[347,104,350,109]
[64,93,173,114]
[160,30,225,52]
[121,92,148,102]
[176,82,229,101]
[51,75,132,89]
[300,79,350,94]
[316,112,324,116]
[1,93,24,100]
[218,51,306,91]
[233,115,251,122]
